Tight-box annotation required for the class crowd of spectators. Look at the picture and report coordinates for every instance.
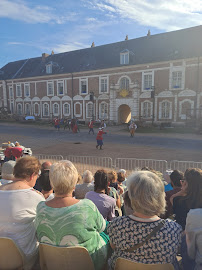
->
[0,156,201,270]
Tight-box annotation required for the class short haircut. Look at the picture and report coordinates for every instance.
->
[42,161,52,171]
[49,160,78,195]
[117,172,125,183]
[118,169,126,176]
[82,170,93,183]
[2,161,16,180]
[170,170,184,187]
[38,171,52,191]
[13,156,41,179]
[107,170,117,183]
[94,170,108,194]
[127,171,166,216]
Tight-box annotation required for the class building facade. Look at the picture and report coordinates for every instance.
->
[1,26,202,125]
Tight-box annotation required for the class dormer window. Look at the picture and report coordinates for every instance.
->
[46,64,52,74]
[120,50,129,65]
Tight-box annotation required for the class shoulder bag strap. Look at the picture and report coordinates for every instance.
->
[123,220,166,253]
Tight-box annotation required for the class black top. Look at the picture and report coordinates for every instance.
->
[173,196,190,230]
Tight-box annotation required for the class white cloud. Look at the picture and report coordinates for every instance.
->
[53,42,89,54]
[0,0,77,24]
[88,0,202,31]
[7,41,24,45]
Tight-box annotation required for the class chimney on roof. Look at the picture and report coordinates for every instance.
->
[51,50,54,55]
[147,30,151,37]
[125,35,128,41]
[42,53,49,61]
[91,42,95,48]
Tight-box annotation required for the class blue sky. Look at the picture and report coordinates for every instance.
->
[1,0,202,68]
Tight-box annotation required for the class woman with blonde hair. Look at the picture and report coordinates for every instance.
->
[35,161,108,270]
[107,171,182,270]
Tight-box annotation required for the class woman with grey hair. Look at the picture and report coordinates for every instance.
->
[107,171,182,270]
[74,170,94,199]
[35,161,108,270]
[0,160,16,185]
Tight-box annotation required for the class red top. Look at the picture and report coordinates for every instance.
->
[11,147,23,159]
[88,121,94,128]
[54,119,60,125]
[96,130,105,140]
[4,147,12,158]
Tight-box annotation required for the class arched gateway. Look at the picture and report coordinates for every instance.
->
[118,104,131,124]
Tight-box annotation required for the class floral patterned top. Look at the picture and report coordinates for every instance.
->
[107,215,182,270]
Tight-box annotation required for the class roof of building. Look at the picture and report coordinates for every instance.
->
[1,25,202,81]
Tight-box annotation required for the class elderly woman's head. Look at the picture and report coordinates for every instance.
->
[127,171,166,216]
[82,170,93,183]
[49,160,78,195]
[13,156,41,180]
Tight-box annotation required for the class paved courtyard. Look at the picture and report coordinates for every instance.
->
[0,122,202,162]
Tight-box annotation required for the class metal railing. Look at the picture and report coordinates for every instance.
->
[34,154,202,173]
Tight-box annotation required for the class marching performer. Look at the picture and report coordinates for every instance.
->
[96,127,106,150]
[88,119,94,134]
[129,122,137,137]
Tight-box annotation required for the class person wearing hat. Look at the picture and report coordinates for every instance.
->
[96,127,106,150]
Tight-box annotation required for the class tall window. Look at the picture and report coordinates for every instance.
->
[99,102,108,119]
[143,71,153,90]
[161,101,171,119]
[46,64,52,74]
[47,81,54,96]
[57,81,64,95]
[16,84,22,97]
[120,77,129,90]
[17,103,22,115]
[53,103,59,116]
[25,103,31,115]
[9,87,13,99]
[100,77,108,93]
[120,52,129,65]
[10,102,14,114]
[43,103,49,117]
[172,71,182,88]
[86,103,93,118]
[63,103,70,115]
[143,102,152,118]
[80,78,88,94]
[34,103,40,116]
[24,84,30,97]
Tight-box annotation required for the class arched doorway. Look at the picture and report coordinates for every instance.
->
[118,104,131,124]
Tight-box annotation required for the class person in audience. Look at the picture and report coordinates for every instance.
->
[186,208,202,270]
[41,161,52,171]
[35,161,108,270]
[118,169,127,185]
[85,169,116,221]
[170,168,202,270]
[117,171,127,215]
[108,170,118,190]
[74,170,94,199]
[38,170,54,201]
[0,156,44,270]
[77,173,83,184]
[4,145,13,162]
[0,160,16,185]
[11,143,23,160]
[107,170,182,270]
[15,141,25,150]
[163,170,183,219]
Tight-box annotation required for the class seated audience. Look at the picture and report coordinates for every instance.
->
[118,169,127,185]
[171,168,202,270]
[37,170,54,201]
[117,171,127,215]
[11,143,23,160]
[85,169,116,221]
[186,208,202,270]
[4,145,13,162]
[0,156,45,270]
[107,171,182,270]
[108,170,118,190]
[35,161,108,270]
[0,160,16,185]
[163,170,183,219]
[74,170,94,199]
[34,161,52,191]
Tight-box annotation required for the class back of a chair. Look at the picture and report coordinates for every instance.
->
[0,237,24,270]
[39,243,94,270]
[115,258,175,270]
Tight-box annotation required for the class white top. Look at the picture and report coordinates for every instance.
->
[0,188,45,268]
[186,208,202,267]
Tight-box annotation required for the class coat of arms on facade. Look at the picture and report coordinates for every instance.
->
[119,89,129,97]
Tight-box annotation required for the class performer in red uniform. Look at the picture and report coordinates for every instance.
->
[96,128,106,150]
[88,119,94,134]
[54,118,60,131]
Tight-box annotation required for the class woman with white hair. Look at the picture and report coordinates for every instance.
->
[107,171,182,270]
[35,161,108,270]
[74,170,94,199]
[0,160,16,185]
